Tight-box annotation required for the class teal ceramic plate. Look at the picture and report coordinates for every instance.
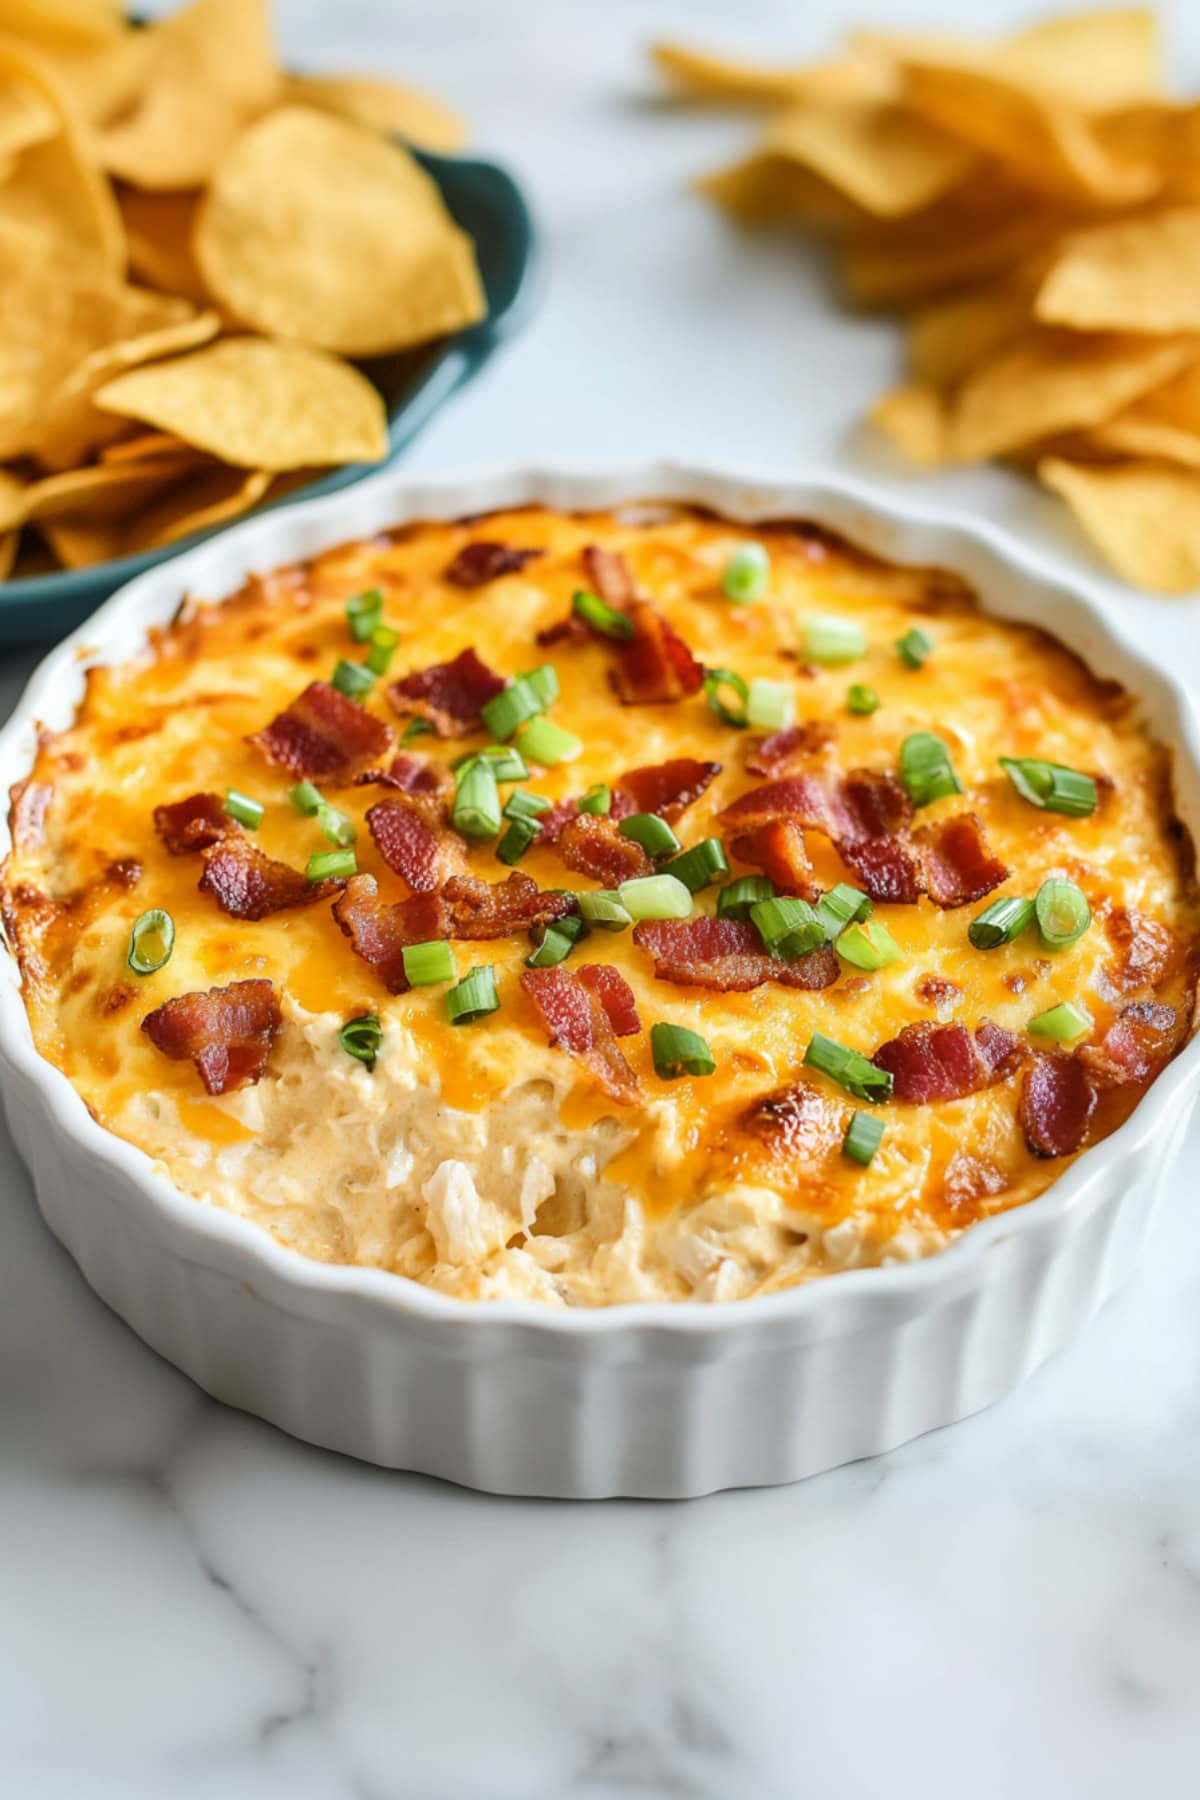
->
[0,147,539,646]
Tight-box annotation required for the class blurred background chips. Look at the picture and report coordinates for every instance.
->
[0,0,482,577]
[657,8,1200,593]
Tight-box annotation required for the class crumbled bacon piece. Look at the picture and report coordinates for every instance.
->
[577,963,642,1036]
[154,792,240,855]
[1101,905,1178,996]
[443,541,542,587]
[633,916,839,993]
[617,757,720,821]
[610,600,705,706]
[730,819,816,898]
[840,836,923,905]
[199,839,340,920]
[520,964,641,1104]
[745,721,837,777]
[718,768,911,848]
[1079,1000,1182,1087]
[332,875,412,993]
[333,871,574,989]
[557,813,653,884]
[583,543,637,609]
[386,647,506,738]
[873,1019,1022,1103]
[440,873,573,939]
[141,979,281,1095]
[1020,1054,1096,1157]
[366,798,468,893]
[913,812,1009,909]
[249,680,393,782]
[354,750,453,813]
[539,788,636,846]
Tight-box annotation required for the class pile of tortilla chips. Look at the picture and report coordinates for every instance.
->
[0,0,483,581]
[656,9,1200,593]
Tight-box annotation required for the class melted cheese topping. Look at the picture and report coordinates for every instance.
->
[4,506,1197,1306]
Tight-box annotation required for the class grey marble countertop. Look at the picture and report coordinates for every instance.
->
[4,2,1200,1795]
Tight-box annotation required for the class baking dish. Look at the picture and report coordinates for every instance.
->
[2,463,1197,1499]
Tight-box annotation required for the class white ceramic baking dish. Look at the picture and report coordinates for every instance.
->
[2,464,1198,1499]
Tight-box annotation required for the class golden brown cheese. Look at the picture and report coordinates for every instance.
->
[3,505,1198,1306]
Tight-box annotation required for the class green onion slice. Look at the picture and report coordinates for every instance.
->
[345,587,383,641]
[968,895,1035,950]
[223,788,263,830]
[1000,757,1098,818]
[746,677,795,732]
[750,895,825,959]
[127,908,175,976]
[576,889,633,931]
[365,625,399,677]
[521,663,560,708]
[651,1021,716,1079]
[578,783,611,816]
[504,788,552,821]
[517,717,583,766]
[665,837,729,893]
[899,731,963,806]
[402,939,456,986]
[815,882,872,940]
[618,812,681,859]
[1028,1000,1092,1043]
[338,1012,383,1070]
[804,615,868,665]
[1035,878,1091,949]
[716,875,775,920]
[496,816,543,864]
[618,873,693,921]
[573,588,634,639]
[526,916,585,968]
[316,800,356,848]
[846,683,880,716]
[288,780,322,816]
[307,848,356,882]
[721,542,769,606]
[804,1031,893,1104]
[332,657,375,701]
[401,718,434,743]
[453,757,502,840]
[843,1111,886,1167]
[836,919,903,970]
[482,676,543,742]
[455,744,529,784]
[446,965,500,1025]
[703,667,749,727]
[896,626,934,669]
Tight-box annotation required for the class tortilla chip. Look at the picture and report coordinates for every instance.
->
[118,187,209,305]
[0,75,58,160]
[100,430,193,464]
[0,41,124,269]
[94,335,389,471]
[907,275,1037,384]
[1040,455,1200,592]
[282,71,467,152]
[652,42,893,107]
[1,454,200,529]
[752,97,975,219]
[127,464,272,551]
[699,154,870,230]
[194,105,485,355]
[0,1,123,45]
[1035,207,1200,333]
[0,528,17,580]
[870,384,951,467]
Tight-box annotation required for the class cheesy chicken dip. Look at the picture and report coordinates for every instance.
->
[3,507,1198,1307]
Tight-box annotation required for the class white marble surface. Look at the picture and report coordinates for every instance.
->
[5,1,1200,1794]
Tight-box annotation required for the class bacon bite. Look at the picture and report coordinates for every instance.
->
[557,813,653,884]
[731,819,816,898]
[141,978,281,1095]
[354,750,453,812]
[745,721,837,778]
[872,1019,1022,1103]
[443,541,542,587]
[154,792,240,855]
[199,839,342,920]
[577,963,642,1037]
[1080,1000,1184,1087]
[333,872,573,992]
[633,915,838,993]
[610,600,705,705]
[618,756,720,821]
[1020,1054,1096,1158]
[386,647,506,739]
[249,680,393,782]
[366,798,468,893]
[913,813,1011,909]
[520,964,642,1104]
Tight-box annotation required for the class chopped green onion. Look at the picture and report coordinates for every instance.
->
[316,800,356,848]
[345,587,383,641]
[846,683,880,716]
[703,667,749,727]
[307,848,356,882]
[1035,878,1091,949]
[127,908,175,976]
[843,1111,886,1167]
[721,542,769,605]
[899,731,962,807]
[453,757,502,840]
[576,889,633,931]
[504,788,552,821]
[332,658,375,700]
[1028,1000,1092,1043]
[517,717,583,766]
[619,874,693,921]
[618,813,682,859]
[482,677,543,742]
[815,883,872,940]
[750,895,825,959]
[288,780,322,816]
[365,625,398,676]
[665,838,729,893]
[1000,757,1097,818]
[896,626,934,669]
[521,663,560,708]
[401,718,433,742]
[578,783,611,816]
[717,875,775,920]
[651,1022,716,1079]
[223,788,263,830]
[455,744,529,783]
[338,1012,383,1070]
[746,678,795,732]
[446,965,499,1025]
[526,916,585,968]
[804,615,867,665]
[402,940,456,986]
[573,589,634,639]
[968,895,1035,950]
[496,816,542,864]
[804,1032,893,1104]
[836,919,903,970]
